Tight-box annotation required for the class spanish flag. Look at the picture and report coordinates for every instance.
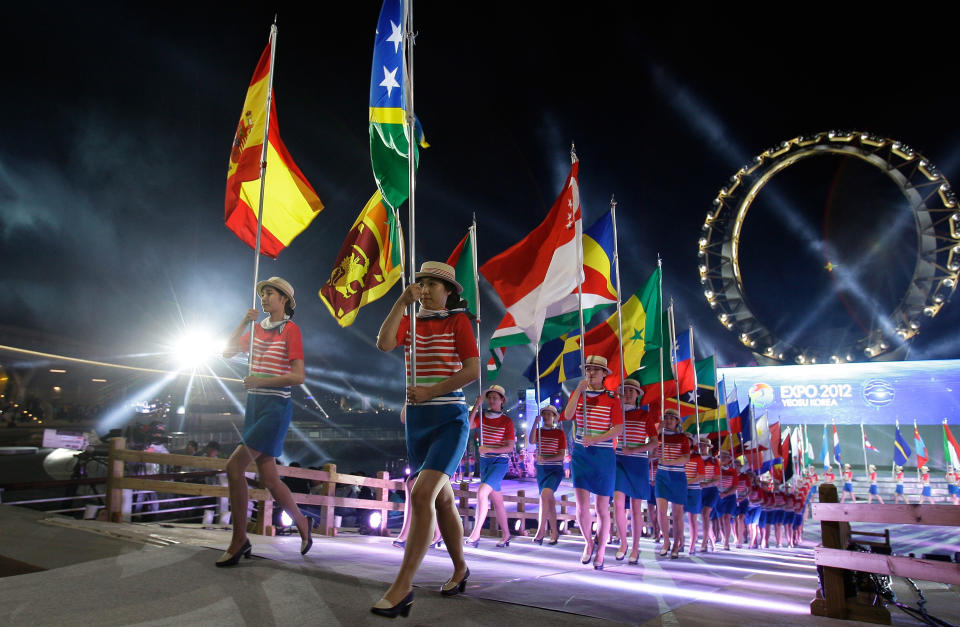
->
[318,190,403,327]
[225,36,323,258]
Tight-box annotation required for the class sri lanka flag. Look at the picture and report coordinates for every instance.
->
[369,0,427,212]
[225,31,324,258]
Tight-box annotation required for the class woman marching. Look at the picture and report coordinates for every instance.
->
[528,404,567,545]
[683,432,706,555]
[561,355,624,570]
[656,409,690,558]
[893,465,908,503]
[218,277,312,567]
[613,378,659,563]
[918,466,933,504]
[698,438,721,551]
[840,463,856,503]
[373,262,480,617]
[866,464,884,504]
[464,384,516,548]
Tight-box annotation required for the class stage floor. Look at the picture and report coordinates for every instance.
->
[1,500,957,625]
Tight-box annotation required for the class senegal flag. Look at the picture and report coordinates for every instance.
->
[319,191,403,327]
[225,30,323,258]
[369,0,427,211]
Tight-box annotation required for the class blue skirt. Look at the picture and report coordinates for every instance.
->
[480,456,509,491]
[792,512,803,528]
[685,487,703,514]
[843,482,854,493]
[536,463,564,493]
[655,469,687,505]
[572,443,616,497]
[736,499,749,516]
[922,486,932,497]
[615,455,650,500]
[896,484,904,494]
[869,484,879,495]
[758,510,769,528]
[243,393,292,458]
[745,506,762,525]
[405,403,469,477]
[717,494,738,516]
[949,485,959,496]
[810,484,818,494]
[647,484,657,508]
[701,486,720,509]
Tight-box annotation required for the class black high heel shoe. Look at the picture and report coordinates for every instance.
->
[215,539,252,567]
[464,538,479,548]
[533,536,544,546]
[547,536,559,546]
[300,525,313,555]
[496,537,511,548]
[370,590,414,618]
[392,539,406,549]
[580,542,595,564]
[440,567,470,596]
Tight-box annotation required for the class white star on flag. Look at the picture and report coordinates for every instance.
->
[386,20,403,54]
[686,389,698,403]
[380,66,400,98]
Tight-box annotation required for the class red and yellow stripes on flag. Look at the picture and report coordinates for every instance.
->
[225,42,323,258]
[318,190,403,327]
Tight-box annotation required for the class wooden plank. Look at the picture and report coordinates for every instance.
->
[116,477,270,502]
[815,483,848,619]
[815,548,960,586]
[106,437,125,523]
[812,503,960,527]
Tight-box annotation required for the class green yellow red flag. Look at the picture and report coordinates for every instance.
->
[225,40,323,258]
[319,190,403,327]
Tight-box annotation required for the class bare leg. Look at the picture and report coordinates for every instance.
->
[545,491,559,541]
[687,511,698,552]
[396,477,414,541]
[490,490,511,542]
[721,514,732,549]
[594,495,611,566]
[672,505,685,553]
[736,514,745,548]
[613,491,628,555]
[700,506,713,550]
[256,457,309,542]
[380,470,457,605]
[535,491,549,541]
[224,444,255,554]
[630,498,643,556]
[656,497,670,553]
[467,483,493,542]
[574,487,595,561]
[434,480,468,583]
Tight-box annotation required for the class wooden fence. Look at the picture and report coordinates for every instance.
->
[104,438,582,537]
[810,482,960,624]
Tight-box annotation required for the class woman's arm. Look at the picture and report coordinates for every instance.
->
[527,414,541,446]
[583,423,623,446]
[562,379,588,420]
[223,309,259,358]
[479,439,516,455]
[377,285,419,352]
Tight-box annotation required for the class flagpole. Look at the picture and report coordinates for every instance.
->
[535,349,542,464]
[658,256,665,461]
[914,419,921,482]
[403,0,418,390]
[610,196,625,388]
[892,420,898,479]
[571,145,588,440]
[860,421,869,481]
[690,328,700,442]
[247,21,279,375]
[471,216,482,456]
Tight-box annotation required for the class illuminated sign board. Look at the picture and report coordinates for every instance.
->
[719,359,960,425]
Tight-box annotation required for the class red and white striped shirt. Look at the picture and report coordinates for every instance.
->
[869,471,877,484]
[685,452,705,487]
[396,313,478,406]
[718,465,737,491]
[472,412,515,459]
[703,457,720,484]
[535,427,566,466]
[659,432,690,472]
[570,390,623,448]
[618,407,658,458]
[238,321,303,399]
[736,473,750,498]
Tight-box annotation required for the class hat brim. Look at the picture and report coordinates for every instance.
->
[256,279,296,310]
[580,363,613,374]
[414,271,463,294]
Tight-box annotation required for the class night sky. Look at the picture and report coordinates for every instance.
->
[3,3,960,408]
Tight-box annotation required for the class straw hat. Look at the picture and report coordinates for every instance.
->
[622,378,643,393]
[256,276,296,310]
[414,261,463,294]
[869,464,876,471]
[484,384,507,401]
[581,355,612,374]
[539,404,559,417]
[843,463,851,469]
[921,465,929,472]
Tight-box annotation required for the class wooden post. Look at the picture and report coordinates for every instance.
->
[517,489,527,536]
[254,481,275,536]
[376,471,391,536]
[320,463,337,536]
[560,494,570,535]
[105,437,125,523]
[458,479,470,527]
[811,483,847,619]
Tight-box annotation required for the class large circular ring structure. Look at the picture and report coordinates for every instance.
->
[698,131,960,364]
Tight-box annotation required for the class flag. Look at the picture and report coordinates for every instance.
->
[821,423,832,467]
[862,425,879,453]
[726,383,741,432]
[634,308,676,405]
[446,226,478,317]
[538,211,620,342]
[738,402,753,444]
[769,420,782,469]
[781,426,794,481]
[914,423,929,468]
[673,327,696,395]
[803,425,815,467]
[833,423,842,465]
[526,271,660,392]
[482,161,583,379]
[318,190,403,326]
[368,0,428,211]
[944,420,960,470]
[893,424,912,467]
[225,39,323,258]
[678,357,724,433]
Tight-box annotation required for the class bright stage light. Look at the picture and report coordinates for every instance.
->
[171,330,225,370]
[368,512,383,528]
[514,519,522,532]
[281,512,293,527]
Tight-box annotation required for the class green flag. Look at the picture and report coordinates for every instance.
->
[446,226,478,316]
